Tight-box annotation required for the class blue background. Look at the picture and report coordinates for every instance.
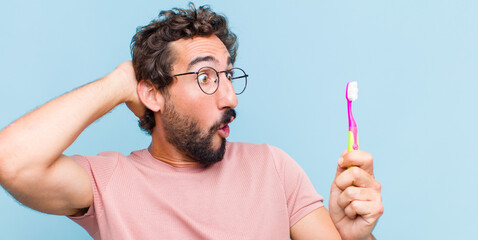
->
[1,0,477,239]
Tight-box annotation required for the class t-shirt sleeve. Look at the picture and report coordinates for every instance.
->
[66,152,120,237]
[268,145,324,227]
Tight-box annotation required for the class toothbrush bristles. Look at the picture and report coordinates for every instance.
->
[347,81,358,101]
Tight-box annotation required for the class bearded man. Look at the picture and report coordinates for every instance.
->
[0,4,383,240]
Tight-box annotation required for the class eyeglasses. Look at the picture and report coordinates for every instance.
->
[173,67,248,95]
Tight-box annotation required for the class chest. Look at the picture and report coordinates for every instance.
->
[98,162,291,239]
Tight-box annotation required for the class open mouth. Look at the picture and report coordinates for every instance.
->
[218,125,230,138]
[217,116,234,138]
[218,116,234,130]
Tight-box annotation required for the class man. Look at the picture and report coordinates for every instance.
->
[0,4,382,240]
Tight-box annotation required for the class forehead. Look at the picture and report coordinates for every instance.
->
[170,35,231,72]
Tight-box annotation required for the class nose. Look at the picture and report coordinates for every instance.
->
[216,73,238,109]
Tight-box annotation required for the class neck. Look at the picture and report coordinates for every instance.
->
[148,129,202,168]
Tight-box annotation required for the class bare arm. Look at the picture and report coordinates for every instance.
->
[0,61,142,216]
[290,207,341,240]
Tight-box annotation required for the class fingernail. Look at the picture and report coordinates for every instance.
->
[338,157,344,166]
[342,149,348,156]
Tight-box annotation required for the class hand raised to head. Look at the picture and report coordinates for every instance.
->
[110,61,146,118]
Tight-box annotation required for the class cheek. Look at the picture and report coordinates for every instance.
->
[170,87,220,127]
[189,98,220,126]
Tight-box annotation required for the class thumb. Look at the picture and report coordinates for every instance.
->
[335,149,348,177]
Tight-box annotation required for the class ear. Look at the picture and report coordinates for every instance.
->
[137,80,165,112]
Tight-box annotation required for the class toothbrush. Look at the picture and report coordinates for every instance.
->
[346,81,359,152]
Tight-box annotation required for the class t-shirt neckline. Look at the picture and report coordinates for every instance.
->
[136,148,211,173]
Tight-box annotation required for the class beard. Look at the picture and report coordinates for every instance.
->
[161,98,236,167]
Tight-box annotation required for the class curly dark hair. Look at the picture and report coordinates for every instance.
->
[130,3,238,134]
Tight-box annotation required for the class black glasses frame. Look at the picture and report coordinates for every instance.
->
[173,67,248,95]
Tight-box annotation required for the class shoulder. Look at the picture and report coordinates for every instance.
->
[226,142,285,155]
[225,142,294,169]
[227,141,292,157]
[68,151,133,193]
[228,142,305,177]
[69,151,127,180]
[70,151,123,167]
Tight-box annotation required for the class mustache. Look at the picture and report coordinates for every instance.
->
[210,109,236,133]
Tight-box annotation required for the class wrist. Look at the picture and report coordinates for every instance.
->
[340,232,376,240]
[102,68,137,104]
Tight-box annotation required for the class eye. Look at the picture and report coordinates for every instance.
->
[197,73,210,84]
[225,71,233,81]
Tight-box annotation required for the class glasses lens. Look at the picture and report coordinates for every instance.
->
[231,68,247,95]
[197,67,218,94]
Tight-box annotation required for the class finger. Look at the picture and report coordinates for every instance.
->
[334,161,345,179]
[335,167,380,191]
[341,149,348,157]
[334,149,350,177]
[337,186,381,209]
[339,150,374,175]
[344,200,384,223]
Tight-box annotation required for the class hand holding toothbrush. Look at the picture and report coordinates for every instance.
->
[328,82,383,240]
[329,150,383,240]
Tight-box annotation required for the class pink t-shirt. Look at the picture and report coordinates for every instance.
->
[68,142,323,239]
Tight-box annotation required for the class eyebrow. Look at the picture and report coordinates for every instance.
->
[187,56,233,71]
